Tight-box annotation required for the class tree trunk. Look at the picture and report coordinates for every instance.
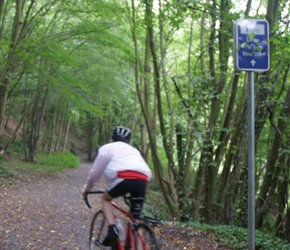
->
[141,31,151,162]
[54,107,65,152]
[175,123,187,221]
[27,85,48,162]
[48,108,56,154]
[2,102,32,154]
[285,206,290,242]
[200,0,218,224]
[218,106,247,223]
[256,86,290,227]
[0,0,24,133]
[128,0,177,216]
[62,117,71,153]
[274,154,289,240]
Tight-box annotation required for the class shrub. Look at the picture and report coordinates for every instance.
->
[0,152,80,185]
[0,161,15,178]
[36,152,80,173]
[144,183,172,221]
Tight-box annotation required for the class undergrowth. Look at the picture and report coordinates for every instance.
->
[184,222,290,250]
[0,152,80,185]
[146,183,290,250]
[144,182,172,221]
[0,158,15,178]
[37,152,80,172]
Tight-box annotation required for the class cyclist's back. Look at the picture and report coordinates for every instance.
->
[101,141,150,180]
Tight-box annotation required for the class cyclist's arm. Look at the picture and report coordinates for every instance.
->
[83,154,110,191]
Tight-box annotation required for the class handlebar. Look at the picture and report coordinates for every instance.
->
[83,190,104,208]
[83,190,131,209]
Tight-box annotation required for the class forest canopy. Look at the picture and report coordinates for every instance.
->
[0,0,289,243]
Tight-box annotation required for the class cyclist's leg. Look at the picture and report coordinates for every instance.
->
[102,192,115,225]
[128,180,147,218]
[102,179,129,246]
[127,180,148,249]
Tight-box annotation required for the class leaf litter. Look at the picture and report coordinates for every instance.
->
[0,160,232,250]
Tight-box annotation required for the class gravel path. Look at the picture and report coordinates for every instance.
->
[0,161,99,250]
[0,159,232,250]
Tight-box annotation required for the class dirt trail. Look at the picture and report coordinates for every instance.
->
[0,159,231,250]
[0,161,98,250]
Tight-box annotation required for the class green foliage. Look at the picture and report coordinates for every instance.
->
[0,159,15,179]
[0,152,80,185]
[37,152,80,172]
[1,0,290,245]
[185,222,290,250]
[144,181,172,221]
[5,140,24,156]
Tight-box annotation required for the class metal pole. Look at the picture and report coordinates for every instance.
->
[248,71,255,250]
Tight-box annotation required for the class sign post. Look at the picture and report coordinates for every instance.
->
[233,19,270,250]
[234,19,270,72]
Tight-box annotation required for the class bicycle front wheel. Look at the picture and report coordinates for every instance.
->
[135,223,160,250]
[89,210,109,250]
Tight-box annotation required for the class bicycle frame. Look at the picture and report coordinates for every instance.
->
[85,191,153,250]
[111,200,147,250]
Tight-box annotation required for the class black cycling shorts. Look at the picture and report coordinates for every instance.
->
[107,179,147,218]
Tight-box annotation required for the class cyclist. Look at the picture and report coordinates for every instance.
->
[82,126,152,246]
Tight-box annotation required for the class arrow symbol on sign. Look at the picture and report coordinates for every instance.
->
[250,59,256,66]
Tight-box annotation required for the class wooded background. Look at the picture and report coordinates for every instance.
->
[0,0,289,242]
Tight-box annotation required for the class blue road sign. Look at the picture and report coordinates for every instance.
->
[234,19,270,72]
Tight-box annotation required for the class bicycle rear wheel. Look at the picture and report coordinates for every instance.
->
[135,223,160,250]
[89,210,110,250]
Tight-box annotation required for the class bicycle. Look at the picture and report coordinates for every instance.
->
[84,190,161,250]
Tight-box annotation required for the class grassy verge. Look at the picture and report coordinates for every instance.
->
[145,183,290,250]
[187,222,290,250]
[185,221,290,250]
[0,152,80,185]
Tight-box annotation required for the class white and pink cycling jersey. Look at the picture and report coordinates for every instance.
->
[84,141,152,192]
